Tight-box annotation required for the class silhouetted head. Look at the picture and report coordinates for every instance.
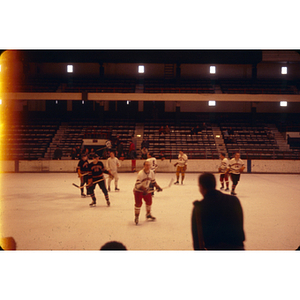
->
[198,173,216,196]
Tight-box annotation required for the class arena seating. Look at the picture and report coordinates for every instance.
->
[61,78,136,93]
[144,79,215,93]
[3,121,59,160]
[220,80,297,94]
[144,119,218,159]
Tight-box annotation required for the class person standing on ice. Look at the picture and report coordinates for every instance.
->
[174,151,188,185]
[226,152,245,195]
[87,154,114,207]
[218,152,229,192]
[77,153,89,197]
[107,151,120,192]
[146,152,158,196]
[133,161,163,225]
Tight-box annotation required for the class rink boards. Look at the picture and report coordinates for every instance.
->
[0,159,300,174]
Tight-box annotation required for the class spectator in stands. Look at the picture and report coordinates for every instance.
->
[141,147,148,159]
[84,148,89,156]
[191,173,245,250]
[89,148,96,159]
[129,140,136,159]
[119,151,125,161]
[141,137,149,150]
[106,139,112,152]
[165,125,170,134]
[53,145,63,160]
[202,122,207,131]
[159,126,165,136]
[71,147,77,160]
[228,127,234,135]
[100,241,127,250]
[75,146,81,160]
[117,141,124,159]
[114,135,121,149]
[159,151,166,161]
[191,127,195,135]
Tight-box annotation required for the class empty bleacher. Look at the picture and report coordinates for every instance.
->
[144,119,218,159]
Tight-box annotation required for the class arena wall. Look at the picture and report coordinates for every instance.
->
[1,159,299,174]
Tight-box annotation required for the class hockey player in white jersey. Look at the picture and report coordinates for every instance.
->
[218,152,229,191]
[226,152,245,195]
[133,161,163,225]
[107,151,120,191]
[174,151,188,185]
[146,152,158,195]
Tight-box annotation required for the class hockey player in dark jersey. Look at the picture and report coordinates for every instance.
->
[77,154,89,197]
[87,154,114,207]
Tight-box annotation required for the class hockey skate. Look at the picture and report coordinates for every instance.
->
[81,193,87,197]
[220,186,224,190]
[225,188,230,192]
[89,200,96,207]
[107,200,110,207]
[134,216,139,225]
[231,191,237,195]
[174,181,179,185]
[115,188,120,191]
[108,187,111,192]
[146,214,156,221]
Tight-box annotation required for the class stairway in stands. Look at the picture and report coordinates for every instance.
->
[268,124,291,152]
[211,124,227,158]
[44,123,69,159]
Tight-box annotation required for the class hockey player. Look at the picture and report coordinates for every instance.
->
[174,151,188,184]
[146,152,158,196]
[218,152,229,191]
[107,151,120,192]
[77,154,89,197]
[226,152,245,195]
[87,154,114,207]
[133,160,163,225]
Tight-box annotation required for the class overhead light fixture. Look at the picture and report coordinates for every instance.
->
[280,101,287,107]
[67,65,73,73]
[208,100,216,106]
[138,65,144,73]
[210,66,216,74]
[281,67,287,75]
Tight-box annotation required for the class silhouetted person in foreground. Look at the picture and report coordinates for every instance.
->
[100,241,127,250]
[191,173,245,250]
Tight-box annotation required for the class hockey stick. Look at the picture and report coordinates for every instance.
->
[161,178,174,190]
[72,177,106,189]
[147,178,174,193]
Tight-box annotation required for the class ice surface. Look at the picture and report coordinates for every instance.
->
[1,172,300,250]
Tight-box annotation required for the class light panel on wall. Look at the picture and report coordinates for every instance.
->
[0,64,1,72]
[208,100,216,106]
[67,65,73,73]
[138,65,144,73]
[280,101,287,107]
[0,99,2,105]
[210,66,216,74]
[281,67,287,75]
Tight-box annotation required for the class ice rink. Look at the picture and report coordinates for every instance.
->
[1,171,300,251]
